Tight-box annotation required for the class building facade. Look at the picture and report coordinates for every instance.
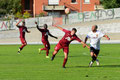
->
[21,0,100,17]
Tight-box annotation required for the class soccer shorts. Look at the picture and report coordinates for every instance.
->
[20,37,27,44]
[90,47,100,56]
[42,40,50,50]
[55,43,69,54]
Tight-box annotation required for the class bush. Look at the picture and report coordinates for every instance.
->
[15,11,22,19]
[23,11,31,18]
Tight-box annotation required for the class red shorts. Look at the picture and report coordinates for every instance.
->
[55,43,69,54]
[20,37,27,44]
[42,40,50,49]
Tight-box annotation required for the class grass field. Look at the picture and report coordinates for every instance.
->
[0,44,120,80]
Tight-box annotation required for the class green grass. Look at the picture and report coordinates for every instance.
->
[0,44,120,80]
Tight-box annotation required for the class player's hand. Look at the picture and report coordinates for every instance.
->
[107,37,110,40]
[55,37,58,39]
[86,45,90,49]
[28,31,31,33]
[83,44,86,48]
[35,22,37,24]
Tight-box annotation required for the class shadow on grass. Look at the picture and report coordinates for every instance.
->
[67,65,120,68]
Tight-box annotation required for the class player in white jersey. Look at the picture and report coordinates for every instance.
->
[84,25,110,67]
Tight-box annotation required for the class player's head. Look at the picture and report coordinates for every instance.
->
[92,25,98,32]
[22,21,25,26]
[44,24,48,29]
[71,28,77,36]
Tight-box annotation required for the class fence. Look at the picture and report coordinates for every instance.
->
[1,8,120,31]
[68,8,120,23]
[0,16,53,31]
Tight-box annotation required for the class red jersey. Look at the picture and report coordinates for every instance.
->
[38,29,49,41]
[18,26,28,38]
[59,29,81,47]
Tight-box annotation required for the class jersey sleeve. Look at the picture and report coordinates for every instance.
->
[86,33,90,38]
[25,27,29,32]
[75,36,82,42]
[99,32,105,38]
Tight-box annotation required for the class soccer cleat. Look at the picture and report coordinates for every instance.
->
[46,56,50,58]
[63,66,66,68]
[18,48,21,54]
[96,59,100,66]
[38,48,41,54]
[89,61,93,67]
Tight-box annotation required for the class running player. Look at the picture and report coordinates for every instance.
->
[84,25,110,67]
[51,25,90,68]
[35,22,58,58]
[16,20,30,54]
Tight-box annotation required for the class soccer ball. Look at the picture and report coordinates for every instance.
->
[65,8,70,14]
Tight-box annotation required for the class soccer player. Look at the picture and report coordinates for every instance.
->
[84,25,110,67]
[16,20,30,54]
[35,22,58,58]
[51,25,90,68]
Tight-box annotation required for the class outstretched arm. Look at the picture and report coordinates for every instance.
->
[53,25,63,31]
[81,41,90,49]
[35,22,43,32]
[104,35,110,40]
[16,19,22,28]
[48,31,58,39]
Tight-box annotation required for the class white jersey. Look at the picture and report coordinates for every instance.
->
[87,30,105,50]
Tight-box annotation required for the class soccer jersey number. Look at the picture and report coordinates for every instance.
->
[65,37,71,41]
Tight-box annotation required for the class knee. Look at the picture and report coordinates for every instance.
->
[24,43,27,46]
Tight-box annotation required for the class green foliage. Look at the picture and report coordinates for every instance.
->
[15,11,23,19]
[0,0,21,15]
[23,11,31,18]
[39,12,45,17]
[102,0,120,9]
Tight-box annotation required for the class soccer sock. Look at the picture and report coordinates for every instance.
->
[92,56,96,62]
[46,49,49,56]
[63,58,68,68]
[20,44,26,51]
[51,54,56,61]
[41,48,47,51]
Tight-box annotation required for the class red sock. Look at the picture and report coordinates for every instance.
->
[41,48,49,56]
[41,48,47,51]
[20,44,26,50]
[63,58,68,67]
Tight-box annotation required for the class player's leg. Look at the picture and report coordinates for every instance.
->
[51,43,62,61]
[62,47,69,68]
[89,47,96,67]
[45,42,50,58]
[95,50,100,66]
[18,38,27,54]
[38,41,46,54]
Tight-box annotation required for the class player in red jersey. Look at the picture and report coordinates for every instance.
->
[35,22,58,58]
[16,20,30,54]
[51,25,90,68]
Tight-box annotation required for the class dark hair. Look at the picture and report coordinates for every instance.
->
[44,24,48,29]
[95,25,98,29]
[72,28,77,33]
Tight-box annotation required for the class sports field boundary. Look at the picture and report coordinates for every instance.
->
[0,40,120,45]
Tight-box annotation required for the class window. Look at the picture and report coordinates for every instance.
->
[71,0,77,3]
[84,0,90,3]
[25,0,30,10]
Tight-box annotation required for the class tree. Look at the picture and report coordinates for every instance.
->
[102,0,120,9]
[0,0,22,15]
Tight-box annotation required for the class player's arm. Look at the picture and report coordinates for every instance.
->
[16,19,22,28]
[53,25,63,31]
[81,41,90,49]
[48,31,58,39]
[103,35,110,40]
[35,22,43,32]
[25,27,30,33]
[76,36,90,49]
